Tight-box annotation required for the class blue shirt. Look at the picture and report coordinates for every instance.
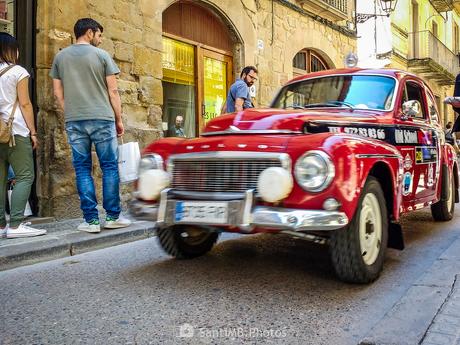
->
[226,79,252,113]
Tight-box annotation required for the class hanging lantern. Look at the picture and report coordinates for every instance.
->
[379,0,398,14]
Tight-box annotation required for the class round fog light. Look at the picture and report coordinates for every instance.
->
[138,169,170,201]
[323,198,340,211]
[258,167,293,203]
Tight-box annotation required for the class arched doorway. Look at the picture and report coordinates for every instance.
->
[292,49,329,77]
[162,1,237,138]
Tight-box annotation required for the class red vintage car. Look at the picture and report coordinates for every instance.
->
[129,68,458,283]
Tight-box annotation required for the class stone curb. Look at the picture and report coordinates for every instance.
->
[0,221,156,271]
[359,236,460,345]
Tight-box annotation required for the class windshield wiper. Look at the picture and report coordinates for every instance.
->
[300,101,355,110]
[302,102,341,108]
[287,104,306,109]
[326,100,355,109]
[286,101,355,110]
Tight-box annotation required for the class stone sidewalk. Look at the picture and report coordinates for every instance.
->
[421,276,460,345]
[0,217,156,271]
[360,233,460,345]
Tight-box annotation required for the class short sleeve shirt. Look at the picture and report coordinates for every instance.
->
[0,63,30,137]
[226,79,253,113]
[50,44,120,122]
[451,74,460,132]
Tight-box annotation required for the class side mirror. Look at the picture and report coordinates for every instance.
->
[401,100,422,120]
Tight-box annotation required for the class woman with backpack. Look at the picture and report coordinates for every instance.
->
[0,32,45,238]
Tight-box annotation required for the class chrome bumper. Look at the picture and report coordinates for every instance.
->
[129,199,159,221]
[252,207,348,231]
[129,195,348,232]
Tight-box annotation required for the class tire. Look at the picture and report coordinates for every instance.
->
[431,165,455,221]
[157,225,219,259]
[330,177,388,283]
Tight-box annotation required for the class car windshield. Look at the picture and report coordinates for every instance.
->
[271,75,396,111]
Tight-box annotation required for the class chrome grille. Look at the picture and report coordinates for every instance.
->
[171,158,283,193]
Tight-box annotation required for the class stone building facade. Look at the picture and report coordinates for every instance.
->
[357,0,460,126]
[390,0,460,126]
[30,0,356,218]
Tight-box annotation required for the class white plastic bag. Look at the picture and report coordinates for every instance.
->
[118,140,141,184]
[7,189,33,216]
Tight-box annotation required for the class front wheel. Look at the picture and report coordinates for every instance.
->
[330,177,388,283]
[157,225,219,259]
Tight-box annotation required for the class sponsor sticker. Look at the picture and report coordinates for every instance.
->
[395,129,418,144]
[403,172,413,196]
[427,164,434,187]
[327,126,386,139]
[403,153,413,170]
[415,147,437,164]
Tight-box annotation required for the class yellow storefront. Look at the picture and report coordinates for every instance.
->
[161,1,233,138]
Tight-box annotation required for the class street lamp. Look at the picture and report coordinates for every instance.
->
[379,0,398,14]
[356,0,398,23]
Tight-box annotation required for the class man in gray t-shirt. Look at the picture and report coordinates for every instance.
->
[224,66,258,113]
[50,18,130,233]
[50,44,120,122]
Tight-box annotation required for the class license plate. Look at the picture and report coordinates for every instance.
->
[174,201,228,224]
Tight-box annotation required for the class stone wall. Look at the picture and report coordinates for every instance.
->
[35,0,356,219]
[36,0,164,218]
[255,0,356,105]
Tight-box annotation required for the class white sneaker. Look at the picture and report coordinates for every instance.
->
[0,225,8,238]
[105,215,131,229]
[6,222,47,238]
[77,220,101,233]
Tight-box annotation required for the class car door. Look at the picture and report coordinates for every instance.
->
[424,88,443,201]
[395,79,439,206]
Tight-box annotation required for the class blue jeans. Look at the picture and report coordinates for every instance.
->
[65,120,120,222]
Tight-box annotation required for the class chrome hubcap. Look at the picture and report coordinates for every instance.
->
[180,227,210,245]
[359,193,382,266]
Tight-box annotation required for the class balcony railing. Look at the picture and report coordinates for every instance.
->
[296,0,349,18]
[430,0,454,12]
[408,30,458,85]
[321,0,348,14]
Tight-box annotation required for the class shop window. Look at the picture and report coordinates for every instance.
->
[0,0,14,34]
[162,37,196,138]
[162,1,234,137]
[293,49,328,77]
[203,56,227,123]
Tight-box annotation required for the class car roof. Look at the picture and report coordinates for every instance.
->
[288,68,419,85]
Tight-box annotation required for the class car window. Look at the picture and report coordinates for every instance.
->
[402,81,427,119]
[426,91,440,125]
[271,75,396,111]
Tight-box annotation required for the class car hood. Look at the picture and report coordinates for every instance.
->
[166,134,292,155]
[202,108,381,134]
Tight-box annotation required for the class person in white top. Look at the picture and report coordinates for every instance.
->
[0,32,46,238]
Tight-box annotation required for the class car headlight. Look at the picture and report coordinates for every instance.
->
[138,169,170,201]
[138,154,164,174]
[137,154,169,201]
[258,167,293,202]
[294,150,335,192]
